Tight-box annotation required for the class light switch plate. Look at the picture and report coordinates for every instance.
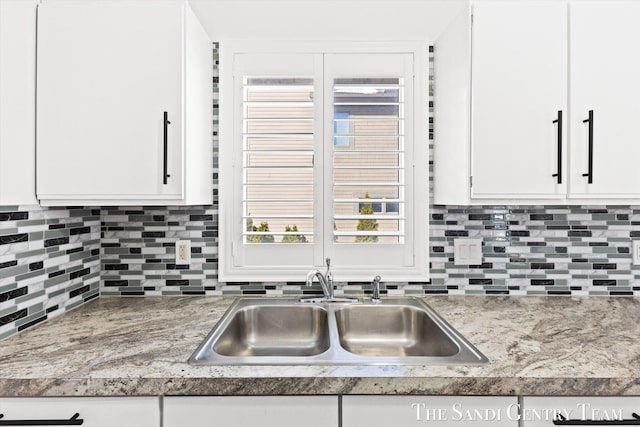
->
[633,240,640,266]
[175,240,191,265]
[453,238,483,266]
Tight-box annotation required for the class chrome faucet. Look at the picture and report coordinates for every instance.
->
[305,258,334,300]
[300,258,357,303]
[371,275,382,303]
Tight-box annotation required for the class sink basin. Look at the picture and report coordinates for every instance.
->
[189,298,488,365]
[335,305,459,357]
[213,305,330,357]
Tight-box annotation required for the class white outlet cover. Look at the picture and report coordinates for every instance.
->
[175,240,191,265]
[453,238,483,266]
[633,240,640,266]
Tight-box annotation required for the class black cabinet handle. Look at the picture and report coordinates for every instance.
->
[553,412,640,426]
[0,412,84,425]
[163,111,171,185]
[581,110,594,184]
[552,110,563,184]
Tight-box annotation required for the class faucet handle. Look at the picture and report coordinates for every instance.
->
[325,257,331,269]
[371,275,382,303]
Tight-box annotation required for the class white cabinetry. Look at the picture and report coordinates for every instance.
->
[470,1,567,200]
[435,0,640,205]
[342,396,518,427]
[163,396,338,427]
[568,2,640,200]
[522,396,640,426]
[0,0,38,205]
[0,397,159,427]
[36,0,212,206]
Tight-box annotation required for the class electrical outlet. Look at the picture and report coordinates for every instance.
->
[175,240,191,265]
[453,238,482,266]
[633,240,640,266]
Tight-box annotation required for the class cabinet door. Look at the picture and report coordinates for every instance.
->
[522,397,640,427]
[37,1,184,200]
[471,1,567,199]
[0,397,159,427]
[343,396,518,427]
[164,396,338,427]
[569,1,640,199]
[0,0,38,205]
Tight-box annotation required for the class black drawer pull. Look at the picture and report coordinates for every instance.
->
[0,412,84,425]
[552,110,563,184]
[554,412,640,425]
[581,109,594,184]
[163,111,171,185]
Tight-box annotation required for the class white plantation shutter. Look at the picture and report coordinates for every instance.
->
[231,53,322,268]
[222,46,428,281]
[242,77,315,244]
[331,76,406,244]
[324,53,416,269]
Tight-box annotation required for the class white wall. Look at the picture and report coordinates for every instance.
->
[188,0,467,42]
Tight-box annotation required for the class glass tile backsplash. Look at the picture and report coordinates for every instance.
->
[0,206,100,340]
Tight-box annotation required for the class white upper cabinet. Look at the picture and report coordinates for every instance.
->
[435,0,640,205]
[471,1,567,200]
[568,1,640,199]
[0,0,38,205]
[36,0,212,206]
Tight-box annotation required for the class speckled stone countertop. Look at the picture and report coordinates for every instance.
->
[0,296,639,397]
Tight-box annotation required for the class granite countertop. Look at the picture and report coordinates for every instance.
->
[0,296,639,397]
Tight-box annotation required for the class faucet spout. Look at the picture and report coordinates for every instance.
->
[305,269,322,287]
[301,260,357,303]
[305,269,334,300]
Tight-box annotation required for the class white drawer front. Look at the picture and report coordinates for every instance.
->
[523,397,640,427]
[0,397,159,427]
[342,396,518,427]
[163,396,338,427]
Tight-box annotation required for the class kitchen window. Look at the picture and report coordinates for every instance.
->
[219,42,429,281]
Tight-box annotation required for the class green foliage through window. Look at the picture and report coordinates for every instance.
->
[355,193,379,242]
[246,218,274,243]
[282,225,308,243]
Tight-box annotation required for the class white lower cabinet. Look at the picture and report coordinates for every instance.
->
[0,397,159,426]
[522,397,640,427]
[163,396,338,427]
[5,395,639,426]
[342,396,518,427]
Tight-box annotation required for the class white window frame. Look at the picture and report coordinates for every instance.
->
[219,41,429,282]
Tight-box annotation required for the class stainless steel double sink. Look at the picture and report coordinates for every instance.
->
[189,298,489,365]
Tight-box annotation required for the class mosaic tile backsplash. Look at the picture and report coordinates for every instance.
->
[3,43,640,343]
[0,205,100,340]
[99,204,640,298]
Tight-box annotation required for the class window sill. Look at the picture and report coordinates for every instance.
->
[219,265,429,283]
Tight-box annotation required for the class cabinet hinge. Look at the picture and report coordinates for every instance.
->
[470,176,473,188]
[471,13,474,25]
[231,241,236,259]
